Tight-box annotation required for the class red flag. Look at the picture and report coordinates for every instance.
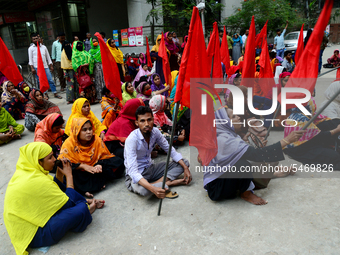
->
[258,22,275,96]
[158,32,172,88]
[279,0,333,106]
[0,38,23,86]
[255,21,268,49]
[174,7,218,166]
[294,24,305,66]
[241,16,256,87]
[146,36,153,68]
[95,32,122,101]
[206,22,223,79]
[36,42,49,93]
[220,26,231,76]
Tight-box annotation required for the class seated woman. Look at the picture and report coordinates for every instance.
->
[1,81,26,120]
[122,82,137,104]
[283,98,340,168]
[203,107,304,205]
[104,98,145,159]
[151,73,170,97]
[18,81,31,101]
[34,113,65,158]
[0,101,24,145]
[327,49,340,67]
[59,118,125,196]
[4,142,104,255]
[136,81,154,106]
[65,98,107,139]
[319,80,340,119]
[25,89,62,131]
[101,86,123,129]
[132,63,151,88]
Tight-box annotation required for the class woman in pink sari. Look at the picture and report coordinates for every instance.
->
[132,63,151,88]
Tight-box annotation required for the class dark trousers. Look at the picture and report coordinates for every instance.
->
[54,62,66,89]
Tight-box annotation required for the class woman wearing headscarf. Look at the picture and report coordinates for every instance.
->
[65,98,106,139]
[181,35,188,53]
[3,142,103,255]
[34,113,65,158]
[327,49,340,67]
[62,40,79,104]
[126,55,140,79]
[104,98,145,159]
[59,118,124,195]
[132,63,152,88]
[121,82,137,104]
[101,86,123,129]
[107,38,125,82]
[0,101,24,145]
[283,98,340,168]
[203,107,304,204]
[149,95,172,128]
[150,34,166,84]
[1,81,26,119]
[164,32,180,71]
[89,37,105,100]
[25,89,62,131]
[151,73,170,97]
[138,53,147,65]
[319,81,340,119]
[224,72,242,103]
[232,33,243,64]
[136,81,153,105]
[17,81,31,101]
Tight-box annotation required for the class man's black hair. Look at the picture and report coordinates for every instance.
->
[100,32,106,37]
[58,32,65,37]
[276,28,281,32]
[284,50,292,57]
[135,106,153,121]
[31,32,38,38]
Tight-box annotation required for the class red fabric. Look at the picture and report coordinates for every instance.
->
[294,24,305,66]
[228,65,240,76]
[174,7,218,166]
[255,21,268,49]
[95,32,122,101]
[104,98,144,143]
[0,38,23,86]
[241,16,256,87]
[206,22,223,79]
[336,68,340,81]
[278,0,333,107]
[37,42,49,93]
[146,36,153,67]
[220,26,231,76]
[258,22,275,96]
[158,32,172,88]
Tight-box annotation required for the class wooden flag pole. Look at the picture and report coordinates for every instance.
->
[157,102,180,216]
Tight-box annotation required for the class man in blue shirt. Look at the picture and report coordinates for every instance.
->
[51,32,66,91]
[84,32,91,52]
[274,20,289,59]
[124,106,191,199]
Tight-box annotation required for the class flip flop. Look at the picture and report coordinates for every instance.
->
[165,191,179,199]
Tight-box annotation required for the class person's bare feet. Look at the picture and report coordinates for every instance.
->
[167,178,187,186]
[89,200,96,214]
[85,192,94,198]
[240,191,267,205]
[13,134,21,140]
[94,199,105,209]
[273,166,296,178]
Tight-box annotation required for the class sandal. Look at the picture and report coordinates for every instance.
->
[54,94,62,99]
[165,191,179,199]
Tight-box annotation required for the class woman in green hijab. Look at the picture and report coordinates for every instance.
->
[0,101,24,145]
[89,37,105,101]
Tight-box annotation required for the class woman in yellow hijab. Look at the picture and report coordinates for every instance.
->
[59,117,125,195]
[65,98,107,139]
[107,38,125,82]
[3,142,103,255]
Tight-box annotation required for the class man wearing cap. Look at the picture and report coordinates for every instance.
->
[274,21,289,59]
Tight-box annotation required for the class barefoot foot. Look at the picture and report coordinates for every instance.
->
[89,200,96,214]
[85,192,94,198]
[240,191,267,205]
[94,199,105,209]
[273,166,296,178]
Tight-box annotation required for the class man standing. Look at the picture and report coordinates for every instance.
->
[52,32,66,92]
[124,106,191,198]
[226,31,234,57]
[28,33,62,99]
[242,29,249,52]
[84,32,91,52]
[274,20,289,59]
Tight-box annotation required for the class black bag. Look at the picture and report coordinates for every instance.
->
[323,63,333,68]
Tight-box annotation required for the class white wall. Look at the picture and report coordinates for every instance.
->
[221,0,242,20]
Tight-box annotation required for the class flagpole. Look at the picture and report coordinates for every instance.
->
[157,102,180,216]
[318,65,340,77]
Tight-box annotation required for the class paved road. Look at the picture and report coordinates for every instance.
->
[0,45,340,254]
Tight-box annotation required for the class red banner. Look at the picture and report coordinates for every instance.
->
[4,12,35,23]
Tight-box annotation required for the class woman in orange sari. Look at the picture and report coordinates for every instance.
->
[101,86,123,128]
[59,117,124,196]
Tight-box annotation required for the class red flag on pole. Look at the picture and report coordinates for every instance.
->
[36,42,49,93]
[207,22,223,78]
[241,16,256,87]
[146,36,153,68]
[279,0,333,107]
[0,37,23,86]
[174,7,218,166]
[294,24,305,66]
[158,32,172,88]
[258,22,275,96]
[255,20,268,49]
[95,32,122,101]
[220,26,231,76]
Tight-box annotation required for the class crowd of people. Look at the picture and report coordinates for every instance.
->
[1,24,340,255]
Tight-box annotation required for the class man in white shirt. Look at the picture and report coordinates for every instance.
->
[52,32,66,91]
[242,30,249,52]
[28,33,62,99]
